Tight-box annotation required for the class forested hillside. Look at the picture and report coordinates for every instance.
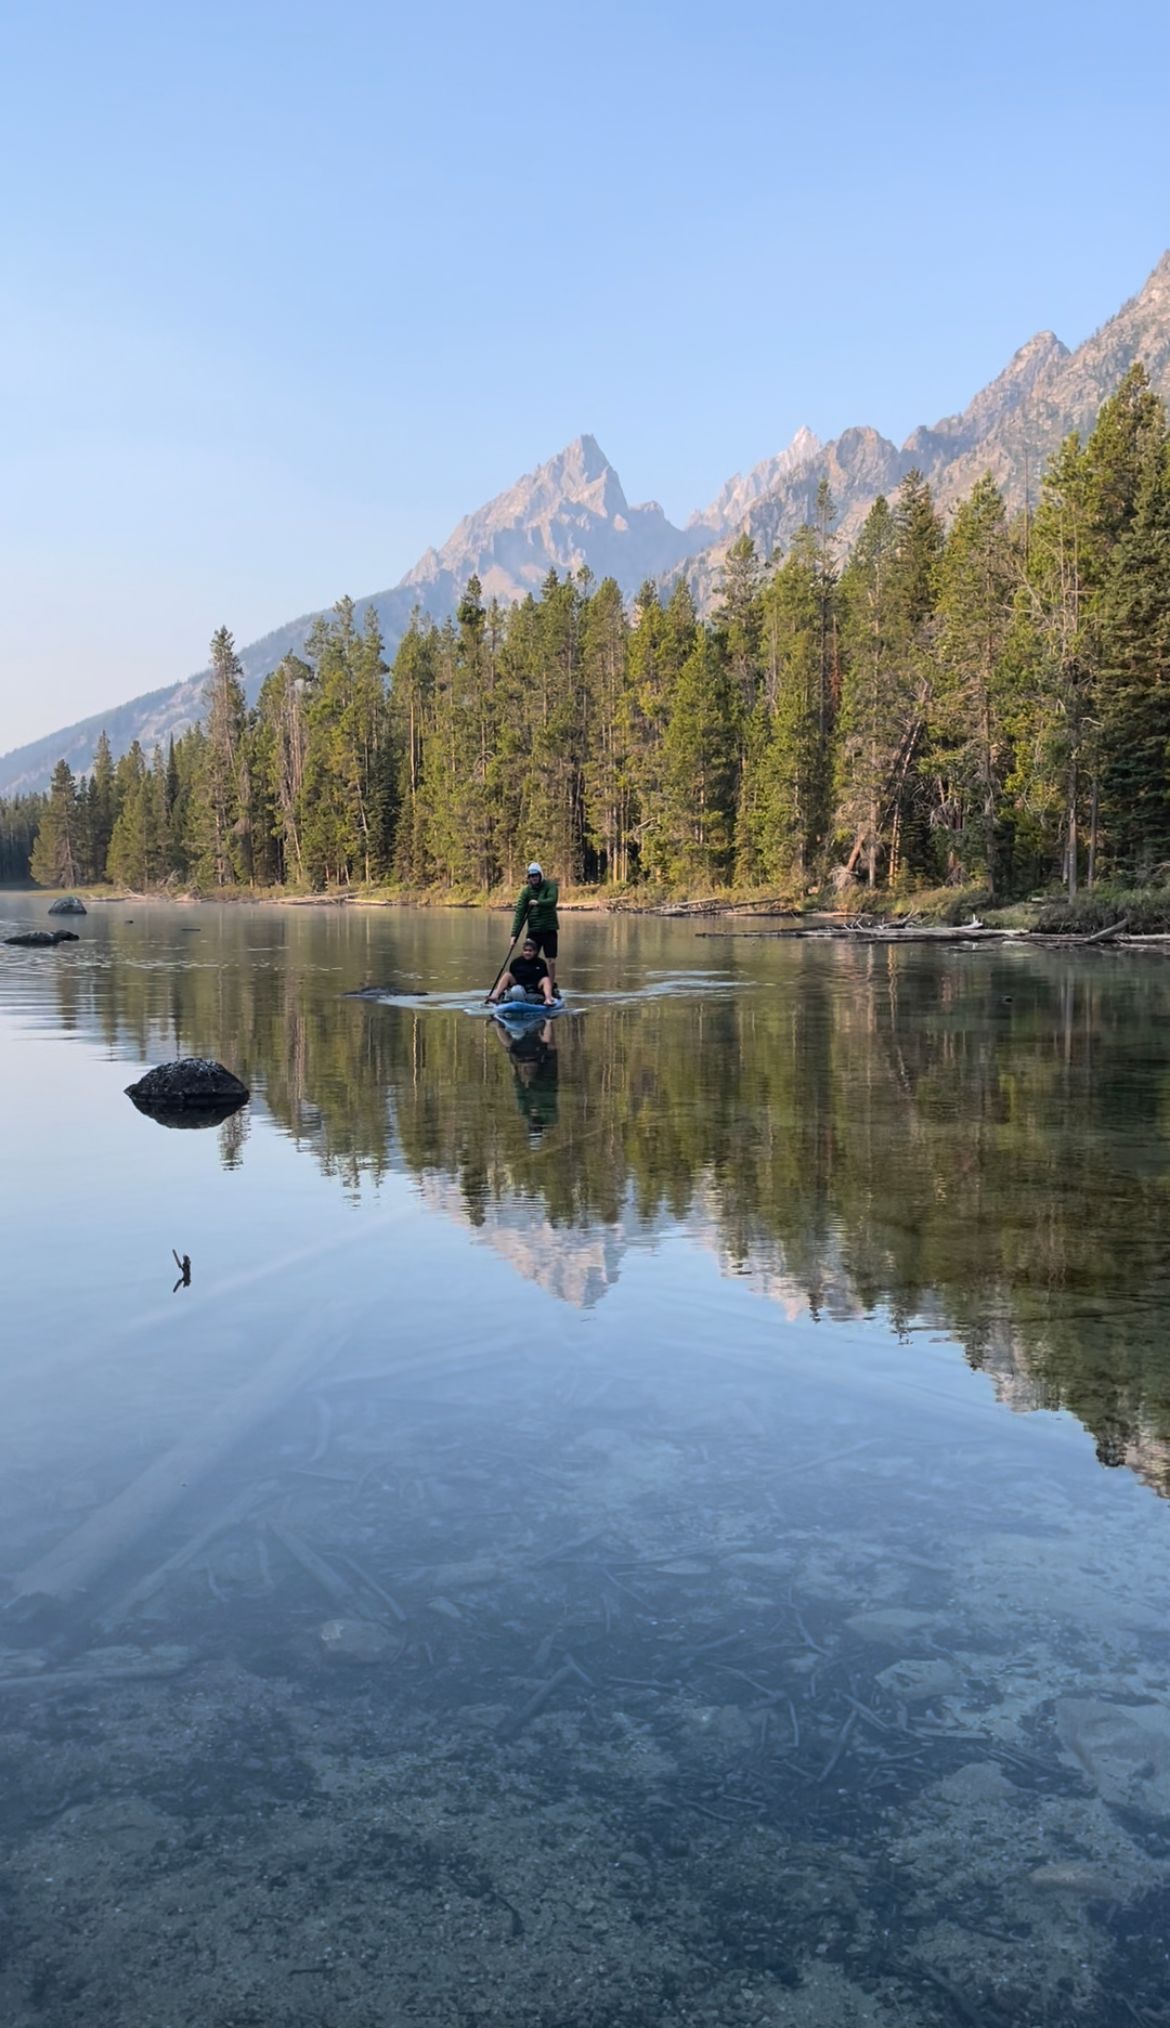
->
[8,366,1170,904]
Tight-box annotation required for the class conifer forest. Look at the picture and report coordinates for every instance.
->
[7,366,1170,904]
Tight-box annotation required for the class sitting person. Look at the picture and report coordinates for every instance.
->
[490,935,557,1005]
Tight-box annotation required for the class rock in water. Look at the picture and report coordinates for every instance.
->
[125,1059,250,1109]
[48,895,87,914]
[5,929,78,947]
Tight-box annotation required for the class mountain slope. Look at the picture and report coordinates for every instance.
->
[679,255,1170,604]
[0,437,703,795]
[4,256,1170,796]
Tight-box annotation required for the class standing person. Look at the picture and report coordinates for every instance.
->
[511,861,560,990]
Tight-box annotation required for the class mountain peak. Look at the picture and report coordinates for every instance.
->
[552,433,614,482]
[394,432,696,611]
[690,425,824,534]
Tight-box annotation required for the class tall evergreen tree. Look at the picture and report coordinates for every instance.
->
[581,576,632,883]
[660,632,737,885]
[86,730,116,881]
[929,476,1017,891]
[836,497,902,887]
[1096,422,1170,873]
[200,626,249,887]
[30,759,83,889]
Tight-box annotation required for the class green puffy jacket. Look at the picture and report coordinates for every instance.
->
[512,878,559,937]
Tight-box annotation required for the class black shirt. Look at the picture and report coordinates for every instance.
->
[509,954,548,991]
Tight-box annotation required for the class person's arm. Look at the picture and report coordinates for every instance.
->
[511,889,530,938]
[544,879,559,912]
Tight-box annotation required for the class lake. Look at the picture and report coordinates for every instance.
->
[2,895,1170,2028]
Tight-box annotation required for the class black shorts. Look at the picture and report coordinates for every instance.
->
[527,927,558,959]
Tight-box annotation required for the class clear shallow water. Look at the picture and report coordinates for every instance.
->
[2,898,1170,2025]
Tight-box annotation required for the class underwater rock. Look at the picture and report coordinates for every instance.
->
[1027,1861,1121,1897]
[318,1618,401,1664]
[48,895,87,914]
[876,1658,962,1702]
[125,1058,250,1110]
[1057,1696,1170,1812]
[933,1760,1017,1804]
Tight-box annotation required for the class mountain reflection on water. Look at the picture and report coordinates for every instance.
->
[21,902,1170,1499]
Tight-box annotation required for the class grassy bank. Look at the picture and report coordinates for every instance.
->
[832,883,1170,935]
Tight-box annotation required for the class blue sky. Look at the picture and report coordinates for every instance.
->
[2,0,1169,751]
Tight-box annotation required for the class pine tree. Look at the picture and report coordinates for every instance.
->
[106,742,151,888]
[522,570,587,883]
[929,476,1017,892]
[389,615,438,883]
[836,497,902,887]
[30,759,83,889]
[0,795,45,883]
[660,632,737,885]
[754,525,835,884]
[299,600,390,887]
[86,730,116,880]
[636,579,700,882]
[200,626,249,887]
[1096,423,1170,873]
[581,577,631,882]
[1015,434,1096,893]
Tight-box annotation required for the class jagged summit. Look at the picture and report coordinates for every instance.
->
[5,254,1170,795]
[397,432,698,613]
[690,426,823,536]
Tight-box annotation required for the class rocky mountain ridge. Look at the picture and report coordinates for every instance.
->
[4,254,1169,796]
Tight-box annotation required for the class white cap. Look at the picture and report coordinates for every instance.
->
[527,862,542,877]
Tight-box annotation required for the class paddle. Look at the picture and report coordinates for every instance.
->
[484,931,520,1005]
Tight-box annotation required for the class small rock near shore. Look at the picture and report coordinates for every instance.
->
[125,1058,250,1107]
[48,895,87,915]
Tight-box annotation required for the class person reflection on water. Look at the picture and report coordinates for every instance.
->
[489,936,557,1007]
[494,1019,560,1136]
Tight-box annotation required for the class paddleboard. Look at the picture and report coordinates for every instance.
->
[489,995,565,1030]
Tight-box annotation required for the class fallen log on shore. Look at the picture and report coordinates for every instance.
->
[695,915,1162,949]
[696,923,1024,942]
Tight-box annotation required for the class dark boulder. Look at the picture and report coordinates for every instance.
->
[5,929,78,947]
[48,896,87,915]
[125,1059,250,1112]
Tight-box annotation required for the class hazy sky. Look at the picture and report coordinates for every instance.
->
[3,0,1170,753]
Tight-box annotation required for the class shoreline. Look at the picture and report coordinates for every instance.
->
[8,884,1170,946]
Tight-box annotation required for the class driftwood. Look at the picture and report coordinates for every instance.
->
[1029,916,1129,947]
[697,913,1170,952]
[698,923,1023,943]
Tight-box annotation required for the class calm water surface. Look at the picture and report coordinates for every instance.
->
[2,897,1170,2027]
